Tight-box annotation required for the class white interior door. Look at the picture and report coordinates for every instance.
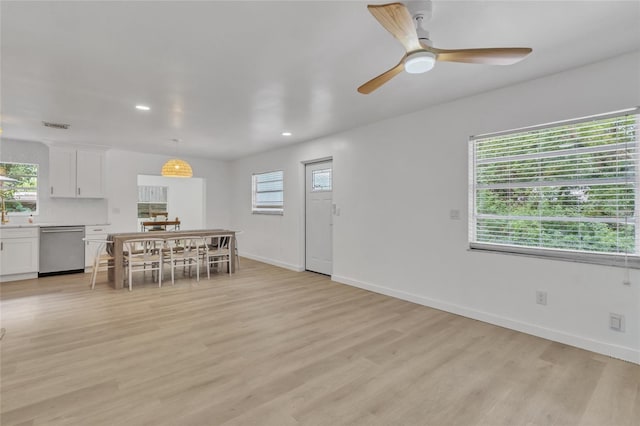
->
[305,160,333,275]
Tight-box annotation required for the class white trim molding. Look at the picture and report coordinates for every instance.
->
[239,252,305,272]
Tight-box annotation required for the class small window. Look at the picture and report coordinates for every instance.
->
[0,162,38,214]
[469,108,639,267]
[252,170,283,214]
[137,186,168,218]
[312,168,332,191]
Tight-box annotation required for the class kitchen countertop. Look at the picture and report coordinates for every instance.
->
[0,223,110,229]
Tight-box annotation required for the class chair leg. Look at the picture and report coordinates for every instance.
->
[90,268,96,289]
[129,264,133,291]
[233,236,239,271]
[90,259,99,290]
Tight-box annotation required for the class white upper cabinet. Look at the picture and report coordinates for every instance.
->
[49,147,77,197]
[76,150,106,197]
[49,146,106,198]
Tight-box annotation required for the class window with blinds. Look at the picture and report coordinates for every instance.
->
[469,108,639,267]
[252,170,284,214]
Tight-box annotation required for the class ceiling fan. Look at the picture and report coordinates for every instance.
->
[358,1,532,94]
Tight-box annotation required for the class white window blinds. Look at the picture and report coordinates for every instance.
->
[252,170,284,214]
[138,186,167,203]
[469,108,639,267]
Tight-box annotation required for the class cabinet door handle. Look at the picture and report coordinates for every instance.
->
[78,187,81,196]
[1,242,3,251]
[51,186,54,195]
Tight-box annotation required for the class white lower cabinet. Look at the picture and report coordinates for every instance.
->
[0,227,39,281]
[85,225,110,270]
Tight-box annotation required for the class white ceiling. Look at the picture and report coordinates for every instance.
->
[1,1,639,160]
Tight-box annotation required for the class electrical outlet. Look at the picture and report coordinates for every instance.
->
[609,313,625,332]
[536,290,547,305]
[449,209,460,220]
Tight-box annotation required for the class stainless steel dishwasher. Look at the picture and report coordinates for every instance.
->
[39,226,86,276]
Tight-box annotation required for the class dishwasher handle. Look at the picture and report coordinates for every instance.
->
[41,227,85,233]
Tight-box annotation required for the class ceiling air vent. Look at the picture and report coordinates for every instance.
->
[42,121,71,130]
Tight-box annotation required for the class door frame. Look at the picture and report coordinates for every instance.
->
[301,157,333,274]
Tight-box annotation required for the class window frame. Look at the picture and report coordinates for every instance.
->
[0,161,39,216]
[468,107,640,269]
[252,170,284,215]
[311,168,332,192]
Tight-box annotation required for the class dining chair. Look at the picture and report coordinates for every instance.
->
[163,236,206,285]
[83,238,114,289]
[204,234,233,278]
[123,238,164,291]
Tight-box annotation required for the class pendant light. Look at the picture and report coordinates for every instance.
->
[161,139,193,178]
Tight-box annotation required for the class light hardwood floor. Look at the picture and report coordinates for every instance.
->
[1,259,638,426]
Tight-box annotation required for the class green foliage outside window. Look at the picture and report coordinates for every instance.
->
[473,114,637,255]
[0,162,38,213]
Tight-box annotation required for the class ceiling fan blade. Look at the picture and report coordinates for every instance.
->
[358,60,405,94]
[368,3,422,53]
[433,47,532,65]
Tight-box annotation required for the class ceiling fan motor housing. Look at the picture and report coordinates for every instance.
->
[410,1,434,48]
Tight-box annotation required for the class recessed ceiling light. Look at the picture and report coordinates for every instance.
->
[282,132,292,136]
[136,105,150,111]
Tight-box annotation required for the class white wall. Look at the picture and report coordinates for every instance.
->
[106,150,230,233]
[137,174,205,231]
[0,139,108,225]
[229,51,640,363]
[0,140,231,232]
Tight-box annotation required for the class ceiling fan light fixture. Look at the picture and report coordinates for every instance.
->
[404,51,436,74]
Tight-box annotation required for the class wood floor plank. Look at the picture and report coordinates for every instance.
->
[1,258,638,426]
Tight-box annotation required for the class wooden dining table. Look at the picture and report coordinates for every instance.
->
[107,229,236,289]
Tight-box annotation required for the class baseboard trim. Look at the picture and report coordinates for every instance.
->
[331,274,639,365]
[0,272,38,283]
[239,252,305,272]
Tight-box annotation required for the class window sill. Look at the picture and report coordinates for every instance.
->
[469,243,640,269]
[252,210,283,216]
